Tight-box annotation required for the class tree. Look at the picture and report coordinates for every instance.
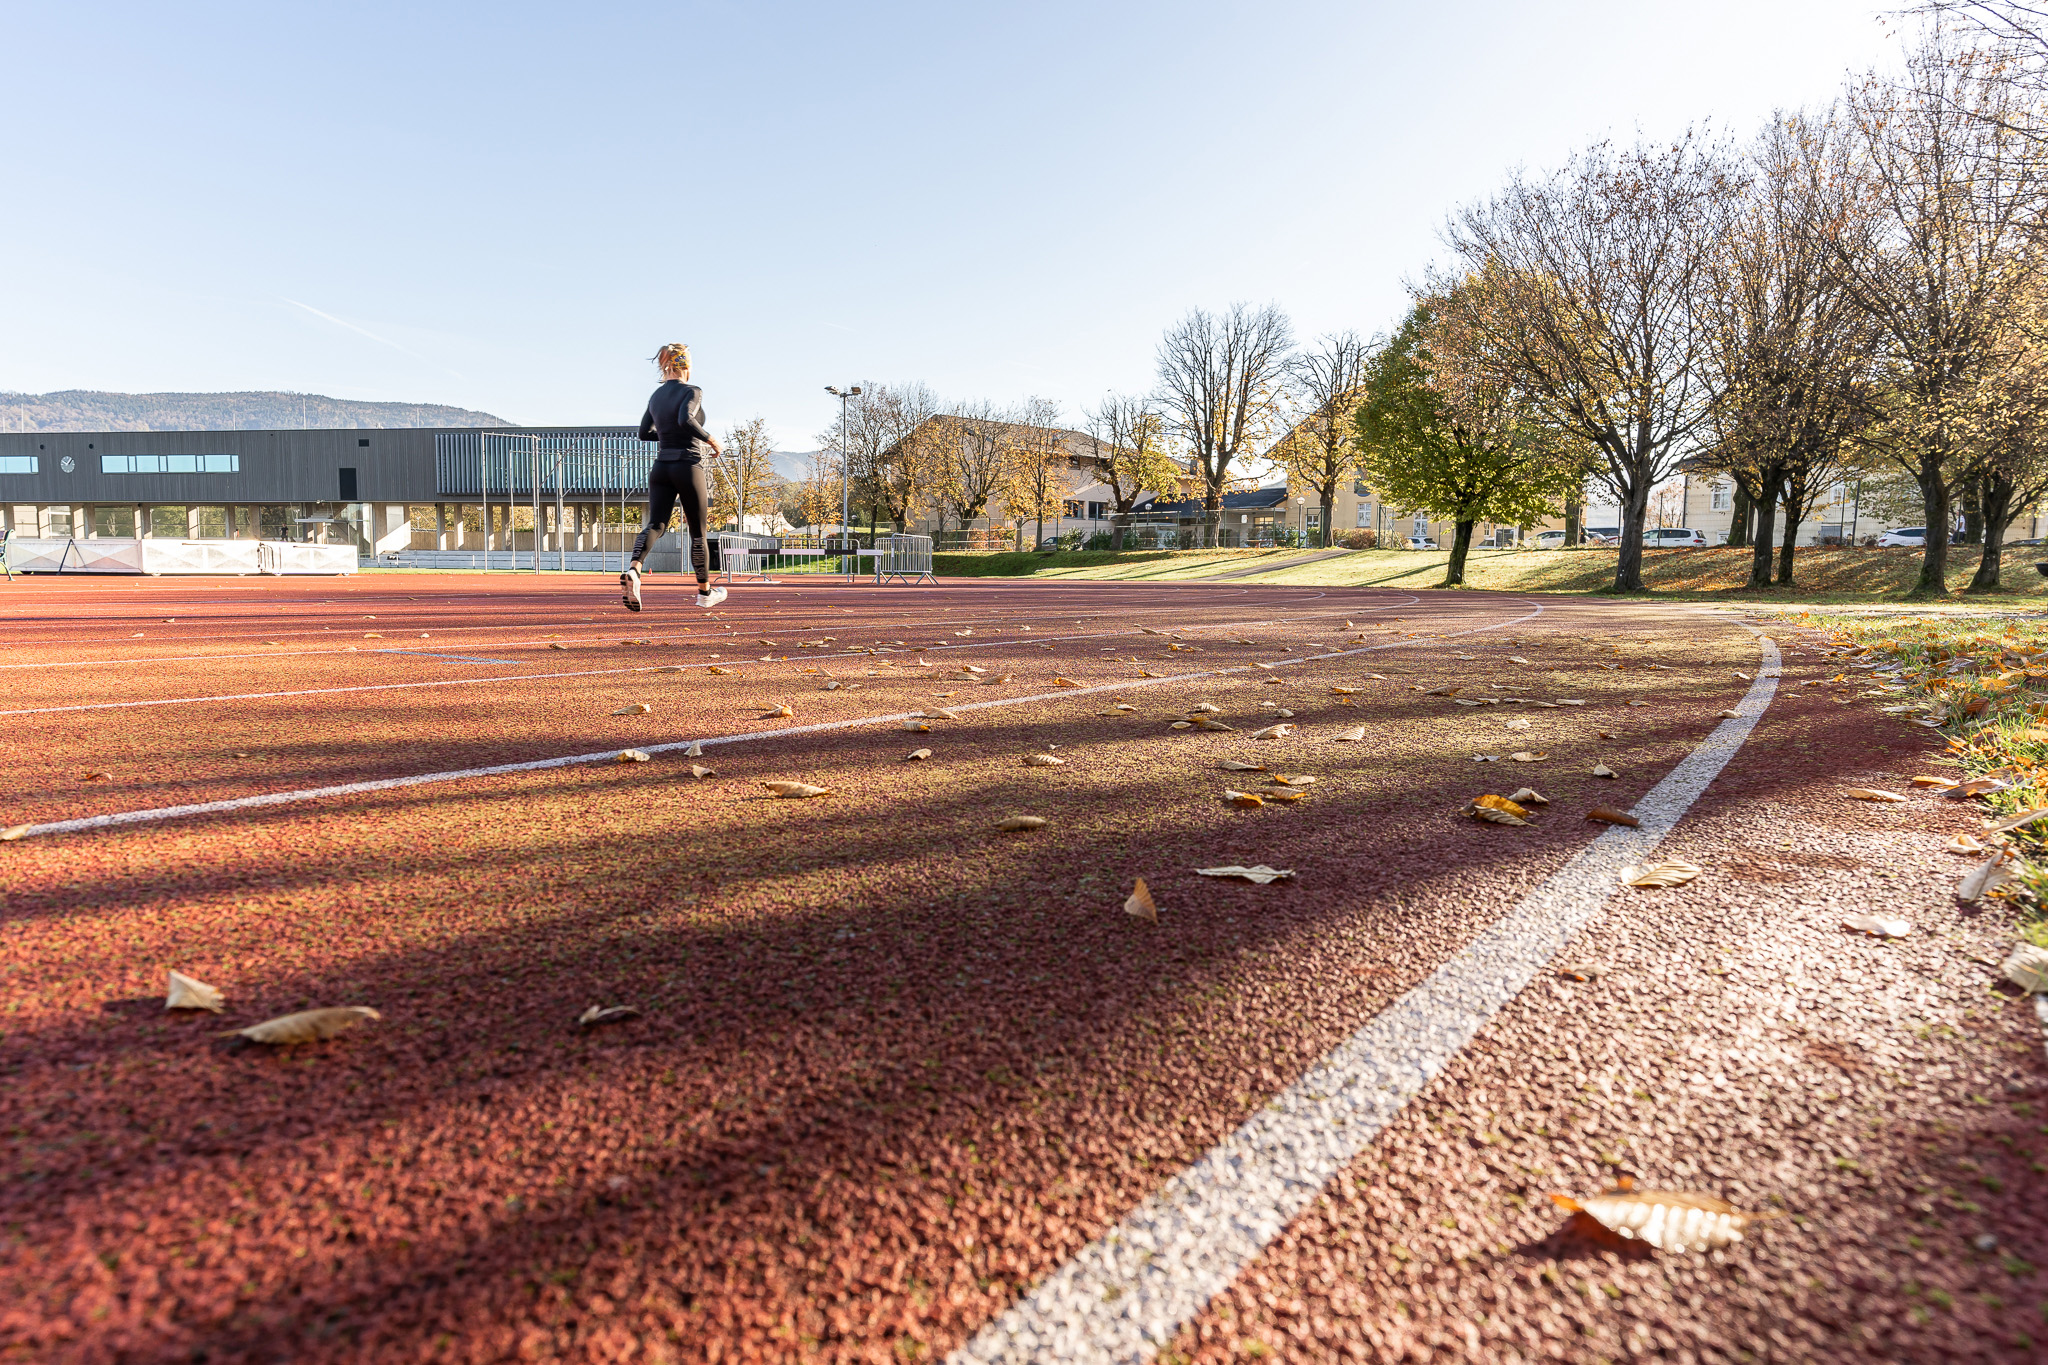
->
[1698,113,1875,589]
[1960,280,2048,588]
[1271,332,1372,548]
[1001,398,1068,550]
[710,416,783,532]
[792,449,841,531]
[934,402,1021,535]
[1433,132,1735,592]
[1354,303,1580,586]
[1818,39,2048,595]
[1155,303,1295,547]
[1086,395,1184,549]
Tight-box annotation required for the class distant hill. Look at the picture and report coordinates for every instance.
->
[0,389,512,432]
[772,449,819,480]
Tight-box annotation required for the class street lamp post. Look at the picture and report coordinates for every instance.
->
[825,386,862,556]
[1295,495,1306,548]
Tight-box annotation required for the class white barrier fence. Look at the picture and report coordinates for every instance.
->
[3,538,358,576]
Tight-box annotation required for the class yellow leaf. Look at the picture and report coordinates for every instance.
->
[1123,878,1158,923]
[1506,786,1548,805]
[1052,676,1081,688]
[1621,858,1701,889]
[166,970,224,1012]
[1551,1187,1775,1252]
[1223,789,1265,808]
[759,703,795,719]
[1022,753,1066,767]
[706,666,736,676]
[1508,751,1548,763]
[0,825,31,842]
[1270,774,1316,787]
[1843,787,1908,803]
[616,749,652,763]
[761,781,830,798]
[686,764,716,780]
[1592,764,1617,778]
[902,719,931,732]
[612,703,652,716]
[223,1006,380,1045]
[904,748,932,761]
[1333,726,1366,742]
[997,814,1047,832]
[1250,724,1295,740]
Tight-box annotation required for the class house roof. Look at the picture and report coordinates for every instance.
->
[1131,486,1291,517]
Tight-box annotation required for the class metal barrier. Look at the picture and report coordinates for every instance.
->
[877,533,935,584]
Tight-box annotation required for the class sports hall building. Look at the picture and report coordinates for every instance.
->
[0,426,664,571]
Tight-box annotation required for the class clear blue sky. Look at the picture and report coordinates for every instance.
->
[0,0,1903,447]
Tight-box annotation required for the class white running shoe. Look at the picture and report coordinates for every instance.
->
[620,567,642,612]
[695,584,727,609]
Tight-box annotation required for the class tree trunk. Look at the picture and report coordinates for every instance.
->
[1727,484,1751,548]
[1564,496,1582,546]
[1319,497,1334,548]
[1969,474,2015,592]
[1613,481,1651,592]
[1748,475,1779,591]
[1110,514,1127,552]
[1444,520,1477,586]
[1202,498,1221,549]
[1911,473,1952,598]
[1013,519,1023,553]
[1962,479,1984,545]
[1775,500,1800,586]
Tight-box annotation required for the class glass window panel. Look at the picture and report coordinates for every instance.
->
[92,506,136,537]
[150,506,188,537]
[0,456,37,474]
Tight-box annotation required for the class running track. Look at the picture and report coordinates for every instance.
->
[3,573,2043,1363]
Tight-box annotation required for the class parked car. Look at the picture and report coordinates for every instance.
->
[1404,537,1439,550]
[1644,527,1707,547]
[1581,526,1621,546]
[1876,527,1926,547]
[1535,530,1568,549]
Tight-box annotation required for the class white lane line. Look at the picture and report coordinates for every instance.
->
[949,631,1782,1365]
[2,602,1538,840]
[0,601,1428,717]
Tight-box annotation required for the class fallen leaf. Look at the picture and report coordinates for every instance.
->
[979,673,1015,685]
[2003,944,2048,993]
[1621,858,1701,889]
[166,970,224,1012]
[1958,854,2011,901]
[1223,789,1266,808]
[997,815,1047,832]
[1734,671,1752,681]
[824,680,843,690]
[1022,753,1066,767]
[1052,676,1081,688]
[1509,751,1549,763]
[1716,709,1742,719]
[1123,879,1158,923]
[706,665,736,675]
[224,1006,380,1045]
[0,825,30,841]
[1193,715,1237,732]
[1592,764,1617,778]
[1844,787,1908,803]
[578,1004,641,1028]
[550,643,570,651]
[1556,963,1601,981]
[1987,806,2048,834]
[1218,760,1265,772]
[1550,1188,1774,1253]
[1506,786,1548,805]
[1468,793,1531,826]
[761,781,830,798]
[616,749,652,763]
[1196,864,1295,883]
[1842,913,1911,937]
[686,764,716,780]
[1504,717,1531,731]
[1250,724,1295,740]
[902,719,931,732]
[1943,832,1986,854]
[612,703,652,716]
[1334,726,1366,742]
[684,740,704,757]
[1329,686,1357,696]
[1270,774,1317,787]
[1586,806,1641,828]
[758,703,795,719]
[1264,706,1297,719]
[82,770,112,782]
[1140,626,1166,635]
[904,747,932,761]
[1472,753,1501,762]
[1170,720,1193,730]
[1911,775,1960,789]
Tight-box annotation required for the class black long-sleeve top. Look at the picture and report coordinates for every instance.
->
[638,380,715,459]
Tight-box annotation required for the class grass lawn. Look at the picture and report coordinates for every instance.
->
[934,544,2048,602]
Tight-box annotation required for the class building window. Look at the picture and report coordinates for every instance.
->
[1088,501,1107,521]
[101,454,239,474]
[1306,509,1321,528]
[1061,499,1083,518]
[1352,478,1370,497]
[1710,483,1732,512]
[1356,505,1372,528]
[0,456,38,474]
[42,508,74,537]
[1413,514,1430,538]
[92,507,136,538]
[149,506,188,537]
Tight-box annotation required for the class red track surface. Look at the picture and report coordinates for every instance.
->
[3,573,2043,1362]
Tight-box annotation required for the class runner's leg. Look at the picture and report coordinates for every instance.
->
[678,460,710,589]
[623,462,683,611]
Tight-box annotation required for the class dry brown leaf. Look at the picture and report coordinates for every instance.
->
[1504,717,1531,731]
[0,825,31,842]
[1196,864,1294,883]
[1052,676,1081,688]
[1250,723,1294,740]
[1472,793,1530,818]
[1139,668,1165,678]
[224,1006,380,1045]
[1266,789,1307,803]
[616,749,652,764]
[2003,944,2048,993]
[1844,787,1908,803]
[997,815,1047,832]
[1586,805,1641,828]
[1140,626,1166,635]
[902,719,931,732]
[979,672,1015,685]
[612,703,652,716]
[1621,858,1701,889]
[1188,702,1222,714]
[1270,774,1316,787]
[166,970,224,1012]
[761,781,830,798]
[1219,759,1265,772]
[1959,854,2011,902]
[1911,775,1960,789]
[1592,764,1617,778]
[1123,878,1158,923]
[550,643,570,651]
[577,1004,641,1028]
[684,740,704,757]
[1193,715,1237,732]
[82,770,112,782]
[1223,789,1266,808]
[924,708,961,721]
[1842,913,1912,937]
[686,764,716,780]
[1329,686,1357,696]
[1170,720,1193,730]
[1508,751,1548,763]
[1987,806,2048,834]
[904,747,932,761]
[706,665,736,675]
[1333,725,1367,742]
[1506,786,1549,805]
[758,703,795,719]
[1022,753,1066,767]
[1716,709,1742,720]
[1550,1188,1774,1253]
[1943,832,1986,854]
[1556,963,1602,982]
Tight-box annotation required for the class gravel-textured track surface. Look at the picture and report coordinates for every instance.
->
[3,576,2036,1363]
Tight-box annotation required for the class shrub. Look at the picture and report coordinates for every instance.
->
[1084,531,1113,551]
[1337,529,1377,550]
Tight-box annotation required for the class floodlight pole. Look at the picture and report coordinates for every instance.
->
[825,384,863,558]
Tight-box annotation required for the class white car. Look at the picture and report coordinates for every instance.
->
[1535,530,1568,549]
[1404,537,1439,550]
[1644,527,1707,547]
[1876,527,1926,547]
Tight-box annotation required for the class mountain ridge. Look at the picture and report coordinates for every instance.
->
[0,389,513,432]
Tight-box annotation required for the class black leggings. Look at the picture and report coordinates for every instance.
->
[631,457,709,584]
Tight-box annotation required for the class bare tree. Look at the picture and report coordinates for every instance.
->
[1271,331,1372,547]
[711,416,784,532]
[1086,395,1184,550]
[1818,39,2048,596]
[1155,303,1295,547]
[1432,132,1736,592]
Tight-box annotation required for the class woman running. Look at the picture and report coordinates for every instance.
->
[623,342,725,611]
